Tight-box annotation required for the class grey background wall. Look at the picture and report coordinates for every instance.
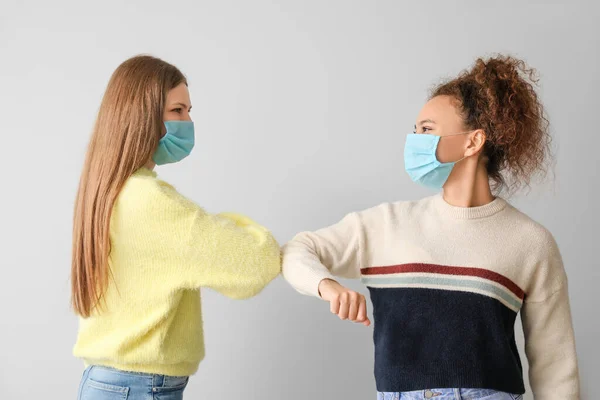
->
[1,0,598,399]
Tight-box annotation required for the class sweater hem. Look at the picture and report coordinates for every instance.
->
[374,362,525,394]
[82,358,201,377]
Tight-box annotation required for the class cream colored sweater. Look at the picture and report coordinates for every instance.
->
[282,194,579,398]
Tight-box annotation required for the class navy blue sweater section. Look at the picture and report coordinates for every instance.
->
[368,287,525,394]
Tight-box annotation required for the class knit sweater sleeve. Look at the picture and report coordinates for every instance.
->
[520,232,580,399]
[138,177,281,299]
[282,211,367,297]
[179,210,281,299]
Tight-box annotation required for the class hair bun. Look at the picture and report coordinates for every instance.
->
[432,54,551,194]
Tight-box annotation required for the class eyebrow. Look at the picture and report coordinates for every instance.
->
[417,119,436,126]
[172,102,192,111]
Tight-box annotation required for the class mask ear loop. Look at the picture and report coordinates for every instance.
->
[440,130,477,137]
[437,130,478,164]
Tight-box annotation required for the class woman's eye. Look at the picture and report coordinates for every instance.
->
[422,127,431,133]
[172,108,182,114]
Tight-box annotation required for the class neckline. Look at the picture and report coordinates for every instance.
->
[136,167,157,178]
[433,193,507,219]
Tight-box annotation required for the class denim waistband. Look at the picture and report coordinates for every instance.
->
[86,365,189,389]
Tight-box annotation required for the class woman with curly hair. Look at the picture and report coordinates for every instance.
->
[282,55,579,399]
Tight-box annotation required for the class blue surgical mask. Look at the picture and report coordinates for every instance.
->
[404,132,470,190]
[153,121,195,165]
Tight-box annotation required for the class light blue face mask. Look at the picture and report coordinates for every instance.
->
[153,121,195,165]
[404,132,471,190]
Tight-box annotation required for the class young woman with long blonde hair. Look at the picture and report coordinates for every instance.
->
[72,55,280,399]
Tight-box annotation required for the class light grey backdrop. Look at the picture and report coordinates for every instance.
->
[1,0,598,399]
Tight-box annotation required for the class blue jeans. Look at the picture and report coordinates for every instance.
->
[78,366,189,400]
[377,389,523,399]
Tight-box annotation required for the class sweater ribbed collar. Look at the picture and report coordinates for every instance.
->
[136,167,158,178]
[433,193,507,220]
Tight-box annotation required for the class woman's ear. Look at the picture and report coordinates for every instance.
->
[465,129,486,157]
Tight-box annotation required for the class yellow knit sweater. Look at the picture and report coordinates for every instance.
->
[73,168,281,376]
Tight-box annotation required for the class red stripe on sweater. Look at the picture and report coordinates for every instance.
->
[361,263,524,300]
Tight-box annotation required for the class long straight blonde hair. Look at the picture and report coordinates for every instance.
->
[72,55,186,317]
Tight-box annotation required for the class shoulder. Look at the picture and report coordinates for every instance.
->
[352,197,426,227]
[503,203,567,299]
[501,204,564,291]
[503,202,559,252]
[116,169,200,216]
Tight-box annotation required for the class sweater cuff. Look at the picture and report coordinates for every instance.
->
[307,269,337,298]
[284,262,336,298]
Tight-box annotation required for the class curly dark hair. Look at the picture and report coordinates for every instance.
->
[432,55,552,193]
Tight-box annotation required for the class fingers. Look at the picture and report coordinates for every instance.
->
[355,295,371,326]
[330,293,340,315]
[357,296,367,322]
[338,292,350,320]
[348,291,359,321]
[329,289,369,326]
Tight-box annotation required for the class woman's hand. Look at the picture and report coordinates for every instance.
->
[318,279,371,326]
